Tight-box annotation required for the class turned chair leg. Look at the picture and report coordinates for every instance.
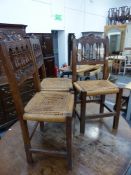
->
[80,91,87,134]
[113,88,123,129]
[20,120,33,163]
[66,116,72,170]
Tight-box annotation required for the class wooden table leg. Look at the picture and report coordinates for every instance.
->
[126,91,131,120]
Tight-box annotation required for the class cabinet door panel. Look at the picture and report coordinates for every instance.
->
[42,34,53,56]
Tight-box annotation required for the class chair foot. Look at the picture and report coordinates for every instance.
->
[25,145,33,163]
[20,120,33,164]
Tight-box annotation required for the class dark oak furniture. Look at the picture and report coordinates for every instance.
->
[0,25,56,129]
[0,38,74,170]
[72,35,123,134]
[0,39,74,169]
[0,23,33,129]
[29,37,73,92]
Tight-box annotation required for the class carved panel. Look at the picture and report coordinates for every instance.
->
[76,35,108,64]
[1,40,34,84]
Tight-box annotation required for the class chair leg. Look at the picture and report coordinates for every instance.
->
[74,88,78,109]
[72,109,76,135]
[19,119,33,163]
[100,95,105,113]
[40,122,44,131]
[113,88,123,129]
[66,116,72,170]
[80,91,87,134]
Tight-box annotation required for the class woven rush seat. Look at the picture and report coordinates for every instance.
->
[41,78,73,91]
[74,80,119,96]
[24,91,74,122]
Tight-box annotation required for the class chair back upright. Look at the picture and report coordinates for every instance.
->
[72,35,109,82]
[0,39,40,117]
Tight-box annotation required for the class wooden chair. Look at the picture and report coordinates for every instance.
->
[72,35,123,134]
[0,39,74,170]
[29,37,73,92]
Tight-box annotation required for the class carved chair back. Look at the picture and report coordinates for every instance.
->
[72,35,109,82]
[0,39,40,117]
[29,37,43,68]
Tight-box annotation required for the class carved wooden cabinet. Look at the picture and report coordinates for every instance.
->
[0,23,35,129]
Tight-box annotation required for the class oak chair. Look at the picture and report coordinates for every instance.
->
[72,35,123,134]
[29,37,73,92]
[0,39,74,170]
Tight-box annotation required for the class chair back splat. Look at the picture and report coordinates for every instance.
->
[72,35,109,82]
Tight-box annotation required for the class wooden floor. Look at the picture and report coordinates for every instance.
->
[0,103,131,175]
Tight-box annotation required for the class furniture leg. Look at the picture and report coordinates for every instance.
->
[66,116,72,170]
[80,91,87,134]
[40,122,44,131]
[100,95,105,113]
[126,91,131,120]
[19,120,33,163]
[74,88,78,109]
[113,88,123,129]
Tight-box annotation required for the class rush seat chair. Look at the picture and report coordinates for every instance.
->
[29,37,73,92]
[0,39,74,170]
[72,35,123,134]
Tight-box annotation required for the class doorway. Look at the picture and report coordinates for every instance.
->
[52,30,66,67]
[52,30,59,67]
[109,34,121,54]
